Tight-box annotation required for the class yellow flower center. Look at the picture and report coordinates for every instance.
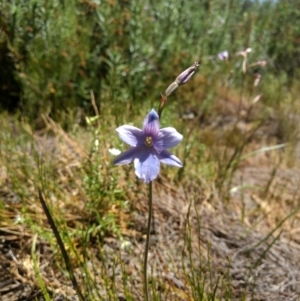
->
[145,136,153,147]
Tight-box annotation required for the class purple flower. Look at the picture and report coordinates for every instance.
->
[114,109,183,183]
[218,50,229,61]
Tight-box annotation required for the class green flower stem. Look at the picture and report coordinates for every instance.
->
[143,180,153,301]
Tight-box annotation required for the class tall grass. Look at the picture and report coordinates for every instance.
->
[1,0,299,119]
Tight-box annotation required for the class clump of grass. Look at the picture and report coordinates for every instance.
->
[2,0,298,120]
[0,111,132,298]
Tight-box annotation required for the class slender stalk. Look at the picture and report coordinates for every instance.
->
[143,181,153,301]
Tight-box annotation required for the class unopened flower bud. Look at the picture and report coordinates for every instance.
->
[175,61,200,86]
[165,81,179,96]
[257,60,267,67]
[237,48,252,58]
[252,94,261,104]
[253,73,261,87]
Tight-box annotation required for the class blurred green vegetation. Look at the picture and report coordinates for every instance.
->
[1,0,300,121]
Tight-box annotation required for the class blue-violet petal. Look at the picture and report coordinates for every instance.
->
[157,149,182,167]
[142,109,160,137]
[155,127,183,149]
[116,125,143,147]
[114,147,142,165]
[134,149,160,183]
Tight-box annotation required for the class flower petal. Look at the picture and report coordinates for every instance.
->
[155,127,183,149]
[142,109,160,137]
[114,147,142,165]
[157,149,182,167]
[116,125,143,147]
[134,148,160,183]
